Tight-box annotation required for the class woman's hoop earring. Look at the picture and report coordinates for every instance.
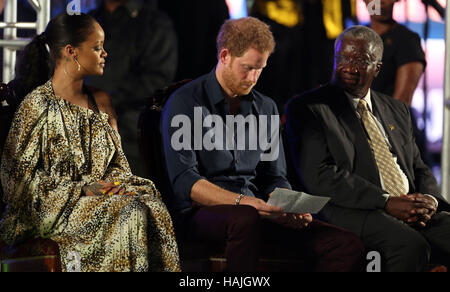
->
[74,57,81,71]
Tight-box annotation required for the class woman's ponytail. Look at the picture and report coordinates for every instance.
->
[8,13,96,102]
[9,32,52,102]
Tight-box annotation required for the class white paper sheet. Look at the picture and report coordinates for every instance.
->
[267,188,331,214]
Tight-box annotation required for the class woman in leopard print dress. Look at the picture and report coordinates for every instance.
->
[0,13,180,272]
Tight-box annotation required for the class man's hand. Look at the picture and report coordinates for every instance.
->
[409,193,437,216]
[270,213,313,230]
[240,196,283,218]
[385,194,436,228]
[385,195,420,221]
[407,193,437,228]
[266,190,313,229]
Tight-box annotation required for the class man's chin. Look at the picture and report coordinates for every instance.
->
[337,83,364,97]
[236,87,253,96]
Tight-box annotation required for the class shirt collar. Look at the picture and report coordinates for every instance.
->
[347,89,373,113]
[207,69,255,105]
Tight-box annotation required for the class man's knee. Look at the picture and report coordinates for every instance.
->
[314,221,365,256]
[327,227,366,266]
[227,205,261,237]
[381,231,431,272]
[341,231,365,256]
[402,234,431,261]
[333,230,366,271]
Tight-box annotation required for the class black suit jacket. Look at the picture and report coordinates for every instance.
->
[285,83,450,235]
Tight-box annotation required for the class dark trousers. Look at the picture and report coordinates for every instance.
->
[186,205,365,272]
[361,210,450,272]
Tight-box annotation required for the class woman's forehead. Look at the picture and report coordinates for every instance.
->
[86,22,105,42]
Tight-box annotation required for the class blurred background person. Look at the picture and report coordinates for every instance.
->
[157,0,229,81]
[249,0,356,113]
[366,0,426,106]
[86,0,178,178]
[364,0,429,165]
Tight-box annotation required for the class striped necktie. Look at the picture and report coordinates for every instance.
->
[356,99,406,196]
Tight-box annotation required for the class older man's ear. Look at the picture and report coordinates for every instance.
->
[375,62,382,77]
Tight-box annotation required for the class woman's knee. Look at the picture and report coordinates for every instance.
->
[119,197,147,218]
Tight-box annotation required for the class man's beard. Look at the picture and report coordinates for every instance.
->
[223,67,254,97]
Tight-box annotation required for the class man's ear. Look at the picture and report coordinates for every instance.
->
[63,44,77,60]
[374,62,382,77]
[219,48,232,65]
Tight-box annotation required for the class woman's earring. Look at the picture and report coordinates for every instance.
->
[74,57,81,71]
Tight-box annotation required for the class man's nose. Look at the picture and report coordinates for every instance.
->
[342,62,359,74]
[248,69,259,83]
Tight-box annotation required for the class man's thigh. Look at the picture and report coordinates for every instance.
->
[261,219,361,257]
[361,210,431,271]
[187,205,261,243]
[361,210,424,248]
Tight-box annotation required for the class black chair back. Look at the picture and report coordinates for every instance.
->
[0,83,19,217]
[137,80,192,215]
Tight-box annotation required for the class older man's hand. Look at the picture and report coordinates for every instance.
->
[406,193,438,228]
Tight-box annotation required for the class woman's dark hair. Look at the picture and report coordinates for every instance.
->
[10,13,97,101]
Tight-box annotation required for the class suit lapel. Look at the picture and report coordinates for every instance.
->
[371,91,415,190]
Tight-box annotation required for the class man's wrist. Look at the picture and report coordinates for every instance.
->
[235,193,245,205]
[425,194,439,208]
[379,194,390,209]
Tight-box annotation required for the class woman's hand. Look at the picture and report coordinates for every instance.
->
[82,180,135,197]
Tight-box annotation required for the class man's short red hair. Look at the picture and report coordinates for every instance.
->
[216,17,275,58]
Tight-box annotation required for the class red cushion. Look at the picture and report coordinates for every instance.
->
[0,238,60,260]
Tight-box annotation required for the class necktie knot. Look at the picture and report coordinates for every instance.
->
[357,99,368,116]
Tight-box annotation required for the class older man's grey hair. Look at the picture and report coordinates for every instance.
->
[334,25,384,63]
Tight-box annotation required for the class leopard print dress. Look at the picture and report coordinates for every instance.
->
[0,80,180,272]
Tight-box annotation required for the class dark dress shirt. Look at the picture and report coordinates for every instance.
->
[162,70,291,213]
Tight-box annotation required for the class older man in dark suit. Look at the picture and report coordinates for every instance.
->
[285,25,450,272]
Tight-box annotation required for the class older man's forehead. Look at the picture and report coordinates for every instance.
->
[337,37,377,58]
